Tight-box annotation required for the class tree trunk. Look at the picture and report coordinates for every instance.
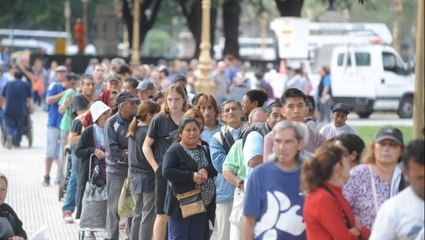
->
[122,0,162,49]
[179,0,217,59]
[222,0,241,59]
[274,0,304,17]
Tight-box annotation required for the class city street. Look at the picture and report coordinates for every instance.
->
[0,108,126,240]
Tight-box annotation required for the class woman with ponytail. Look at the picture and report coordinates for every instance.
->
[301,144,370,239]
[127,100,161,240]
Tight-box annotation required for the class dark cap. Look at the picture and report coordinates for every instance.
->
[375,127,404,146]
[332,103,349,114]
[136,80,155,91]
[115,92,139,106]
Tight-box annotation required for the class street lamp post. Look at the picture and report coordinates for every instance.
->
[130,0,141,65]
[194,0,215,95]
[64,0,71,45]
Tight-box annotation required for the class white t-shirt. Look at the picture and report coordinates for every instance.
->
[319,123,357,138]
[370,187,424,240]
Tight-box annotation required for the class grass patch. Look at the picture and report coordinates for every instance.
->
[355,125,413,146]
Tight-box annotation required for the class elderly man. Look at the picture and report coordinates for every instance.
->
[210,99,248,240]
[104,92,138,240]
[242,121,308,240]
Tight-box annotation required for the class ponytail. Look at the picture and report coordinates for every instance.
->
[126,116,138,138]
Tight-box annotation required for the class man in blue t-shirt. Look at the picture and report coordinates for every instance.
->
[1,70,32,149]
[43,73,77,186]
[242,121,308,240]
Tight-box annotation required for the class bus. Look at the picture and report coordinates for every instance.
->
[0,29,70,55]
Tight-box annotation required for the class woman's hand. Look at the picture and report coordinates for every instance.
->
[9,236,25,240]
[193,172,206,185]
[94,149,105,160]
[348,227,361,237]
[198,168,208,179]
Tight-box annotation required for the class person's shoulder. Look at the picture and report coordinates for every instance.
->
[349,164,369,178]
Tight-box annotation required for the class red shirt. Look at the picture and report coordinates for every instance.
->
[303,182,370,240]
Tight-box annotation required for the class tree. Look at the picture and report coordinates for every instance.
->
[121,0,163,49]
[222,0,241,59]
[274,0,305,17]
[178,0,217,58]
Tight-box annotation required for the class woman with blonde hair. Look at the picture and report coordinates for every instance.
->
[301,144,370,239]
[142,84,189,240]
[127,100,161,240]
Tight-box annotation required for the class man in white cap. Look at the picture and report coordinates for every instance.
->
[136,80,156,101]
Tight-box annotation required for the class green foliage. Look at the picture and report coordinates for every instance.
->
[146,29,171,57]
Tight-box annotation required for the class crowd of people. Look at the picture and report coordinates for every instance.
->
[0,54,423,240]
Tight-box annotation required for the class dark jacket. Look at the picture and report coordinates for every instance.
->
[162,143,217,221]
[0,203,27,239]
[104,112,132,179]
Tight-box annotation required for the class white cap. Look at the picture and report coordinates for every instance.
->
[90,101,111,123]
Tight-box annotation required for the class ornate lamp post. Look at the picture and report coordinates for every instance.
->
[130,0,141,65]
[64,0,71,45]
[194,0,215,95]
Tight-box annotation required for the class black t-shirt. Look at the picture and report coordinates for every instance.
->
[70,94,90,121]
[147,112,178,165]
[129,125,155,193]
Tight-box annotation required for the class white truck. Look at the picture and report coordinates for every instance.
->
[270,18,415,118]
[330,43,414,118]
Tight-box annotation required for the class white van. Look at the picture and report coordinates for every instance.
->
[330,44,415,118]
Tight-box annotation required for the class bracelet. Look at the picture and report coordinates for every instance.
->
[237,179,244,189]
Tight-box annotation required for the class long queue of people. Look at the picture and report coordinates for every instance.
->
[1,55,423,240]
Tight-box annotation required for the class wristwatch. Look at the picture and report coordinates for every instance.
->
[237,179,244,189]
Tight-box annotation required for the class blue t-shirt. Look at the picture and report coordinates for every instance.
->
[244,162,306,240]
[1,80,32,117]
[46,82,64,128]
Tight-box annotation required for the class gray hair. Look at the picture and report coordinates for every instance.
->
[269,120,309,163]
[248,107,267,123]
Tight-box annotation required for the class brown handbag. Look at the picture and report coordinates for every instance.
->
[175,188,206,218]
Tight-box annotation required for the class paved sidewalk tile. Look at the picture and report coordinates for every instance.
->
[0,109,127,240]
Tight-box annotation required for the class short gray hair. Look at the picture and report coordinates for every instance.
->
[269,121,309,163]
[248,107,267,123]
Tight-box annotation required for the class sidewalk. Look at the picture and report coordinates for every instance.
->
[0,109,126,240]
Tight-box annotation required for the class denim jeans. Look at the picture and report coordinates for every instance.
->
[168,212,207,240]
[5,115,26,146]
[62,150,77,212]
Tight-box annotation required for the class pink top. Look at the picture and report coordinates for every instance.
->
[342,164,390,231]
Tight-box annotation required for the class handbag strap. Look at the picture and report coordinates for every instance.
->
[368,164,379,213]
[320,184,352,229]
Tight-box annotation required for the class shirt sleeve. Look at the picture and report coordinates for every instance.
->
[243,168,262,219]
[306,193,361,240]
[71,95,87,116]
[222,140,241,173]
[243,132,264,166]
[263,132,273,162]
[369,200,396,240]
[324,75,331,87]
[210,133,227,173]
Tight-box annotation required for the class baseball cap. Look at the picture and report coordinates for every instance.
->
[90,101,111,123]
[136,80,155,91]
[56,65,67,72]
[105,75,121,83]
[115,92,139,106]
[332,103,350,114]
[375,127,404,146]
